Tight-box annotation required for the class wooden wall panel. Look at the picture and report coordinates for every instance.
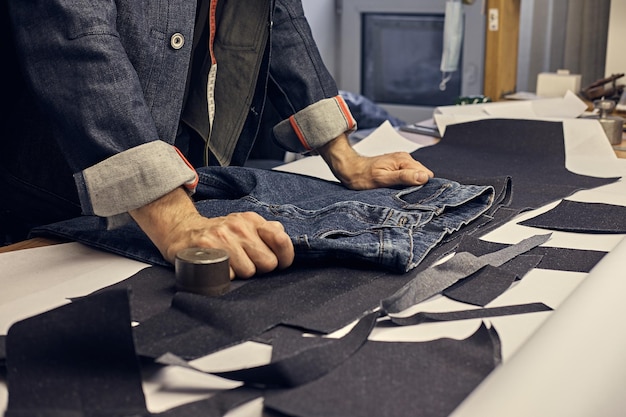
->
[483,0,521,100]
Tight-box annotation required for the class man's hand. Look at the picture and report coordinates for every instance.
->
[318,133,434,190]
[130,187,294,279]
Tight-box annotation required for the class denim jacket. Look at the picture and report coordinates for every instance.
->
[33,167,495,273]
[7,0,355,227]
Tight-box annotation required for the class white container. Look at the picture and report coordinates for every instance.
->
[536,69,582,98]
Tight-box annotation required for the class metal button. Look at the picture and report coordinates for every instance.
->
[170,33,185,50]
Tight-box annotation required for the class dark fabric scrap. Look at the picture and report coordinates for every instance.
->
[5,289,148,417]
[387,302,552,326]
[134,232,542,361]
[76,264,250,325]
[381,234,551,315]
[443,254,542,306]
[519,200,626,233]
[80,265,177,323]
[411,119,619,210]
[493,254,543,278]
[264,326,332,362]
[456,234,607,273]
[133,266,388,360]
[382,252,490,314]
[4,288,262,417]
[263,324,501,417]
[280,273,405,333]
[533,247,606,272]
[0,335,5,366]
[154,387,261,417]
[157,312,379,389]
[275,233,477,334]
[443,264,521,306]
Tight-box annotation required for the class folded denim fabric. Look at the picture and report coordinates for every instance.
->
[33,167,495,273]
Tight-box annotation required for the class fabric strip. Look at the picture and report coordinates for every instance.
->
[381,234,551,315]
[519,200,626,233]
[388,302,552,326]
[443,263,523,306]
[157,311,379,388]
[455,233,607,273]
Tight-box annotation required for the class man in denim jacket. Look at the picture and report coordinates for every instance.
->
[4,0,433,278]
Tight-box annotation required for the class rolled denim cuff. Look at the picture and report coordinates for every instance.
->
[74,141,198,228]
[273,95,357,153]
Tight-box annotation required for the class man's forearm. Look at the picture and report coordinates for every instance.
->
[317,133,362,187]
[128,186,295,278]
[129,186,199,261]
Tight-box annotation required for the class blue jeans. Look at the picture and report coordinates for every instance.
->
[33,167,495,273]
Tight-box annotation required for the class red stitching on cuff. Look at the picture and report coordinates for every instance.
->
[289,115,312,151]
[173,146,199,190]
[335,95,357,130]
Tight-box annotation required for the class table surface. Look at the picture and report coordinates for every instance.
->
[0,237,67,253]
[3,121,626,417]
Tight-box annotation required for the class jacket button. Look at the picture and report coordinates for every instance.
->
[170,33,185,50]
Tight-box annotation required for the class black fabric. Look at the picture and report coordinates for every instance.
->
[0,335,5,366]
[381,234,551,315]
[442,253,543,306]
[262,325,331,361]
[280,273,405,333]
[80,265,177,323]
[387,303,552,326]
[131,233,537,361]
[157,312,379,389]
[263,324,501,417]
[519,200,626,233]
[443,263,525,306]
[411,119,619,210]
[154,387,261,417]
[132,265,389,359]
[5,289,148,417]
[117,237,547,362]
[455,233,607,273]
[275,238,469,334]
